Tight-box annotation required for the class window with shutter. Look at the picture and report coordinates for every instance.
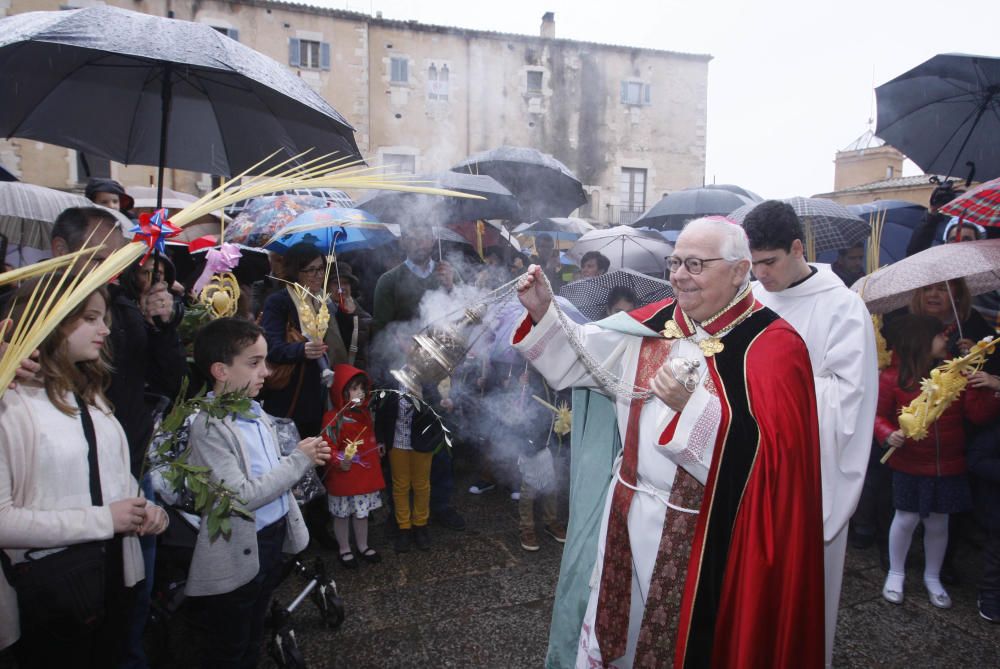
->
[320,42,331,71]
[391,57,409,84]
[297,39,322,69]
[620,81,651,107]
[526,70,543,94]
[288,38,301,67]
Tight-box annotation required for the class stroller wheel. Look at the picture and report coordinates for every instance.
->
[314,583,346,630]
[269,630,307,669]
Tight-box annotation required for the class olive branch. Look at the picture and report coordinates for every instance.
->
[142,377,257,541]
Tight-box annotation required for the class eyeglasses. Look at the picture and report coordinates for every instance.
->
[300,265,325,275]
[666,256,725,275]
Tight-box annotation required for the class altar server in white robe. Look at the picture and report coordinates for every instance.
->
[744,201,878,669]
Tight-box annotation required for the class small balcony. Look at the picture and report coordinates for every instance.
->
[604,204,645,226]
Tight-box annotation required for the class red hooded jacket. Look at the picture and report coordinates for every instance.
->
[321,364,385,497]
[875,363,1000,477]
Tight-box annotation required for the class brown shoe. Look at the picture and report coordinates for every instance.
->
[545,523,567,544]
[520,528,540,552]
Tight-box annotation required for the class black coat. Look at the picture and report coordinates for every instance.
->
[106,283,188,476]
[258,289,324,437]
[373,387,445,453]
[968,424,1000,530]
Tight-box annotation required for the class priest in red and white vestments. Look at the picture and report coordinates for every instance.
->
[513,218,825,668]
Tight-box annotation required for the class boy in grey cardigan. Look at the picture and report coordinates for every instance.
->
[187,318,330,669]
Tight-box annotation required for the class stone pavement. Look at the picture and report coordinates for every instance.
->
[267,474,1000,669]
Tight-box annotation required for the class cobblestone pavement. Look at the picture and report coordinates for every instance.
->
[265,476,999,669]
[130,468,1000,668]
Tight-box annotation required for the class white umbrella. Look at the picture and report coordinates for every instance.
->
[567,225,673,274]
[0,181,129,250]
[128,185,198,212]
[852,238,1000,314]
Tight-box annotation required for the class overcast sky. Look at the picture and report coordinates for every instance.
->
[307,0,999,200]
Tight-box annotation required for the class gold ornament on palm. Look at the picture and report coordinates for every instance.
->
[198,272,241,319]
[882,336,998,463]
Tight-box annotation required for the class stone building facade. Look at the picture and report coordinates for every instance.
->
[0,1,710,225]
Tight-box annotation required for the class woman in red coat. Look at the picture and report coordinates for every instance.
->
[321,364,385,568]
[876,315,1000,609]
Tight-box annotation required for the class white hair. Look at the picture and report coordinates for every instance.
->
[681,217,752,263]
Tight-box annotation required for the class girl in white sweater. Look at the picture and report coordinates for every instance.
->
[0,278,168,667]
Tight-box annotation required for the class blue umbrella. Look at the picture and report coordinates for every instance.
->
[844,200,927,265]
[265,207,395,254]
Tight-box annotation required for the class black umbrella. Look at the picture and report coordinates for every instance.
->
[875,54,1000,181]
[630,187,753,231]
[846,200,927,265]
[703,183,763,202]
[356,172,519,225]
[0,6,361,206]
[451,145,586,221]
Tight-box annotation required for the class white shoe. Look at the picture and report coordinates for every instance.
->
[926,586,952,609]
[510,491,521,501]
[882,581,904,605]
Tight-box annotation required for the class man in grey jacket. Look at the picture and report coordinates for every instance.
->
[187,318,330,669]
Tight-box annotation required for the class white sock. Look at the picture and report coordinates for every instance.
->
[888,510,920,574]
[922,513,950,596]
[885,570,905,593]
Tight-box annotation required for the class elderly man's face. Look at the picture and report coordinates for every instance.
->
[670,228,749,322]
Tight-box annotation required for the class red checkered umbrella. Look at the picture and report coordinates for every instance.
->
[941,176,1000,227]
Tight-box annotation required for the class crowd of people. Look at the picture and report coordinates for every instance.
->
[0,177,999,668]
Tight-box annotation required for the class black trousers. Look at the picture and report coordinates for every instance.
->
[196,518,288,669]
[981,526,1000,596]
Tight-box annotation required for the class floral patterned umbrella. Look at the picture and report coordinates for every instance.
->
[223,194,327,248]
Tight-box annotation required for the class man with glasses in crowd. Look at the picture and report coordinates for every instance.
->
[744,200,878,669]
[514,217,824,668]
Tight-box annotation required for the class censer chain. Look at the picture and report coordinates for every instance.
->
[479,273,654,402]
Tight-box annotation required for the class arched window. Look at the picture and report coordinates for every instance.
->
[428,63,449,101]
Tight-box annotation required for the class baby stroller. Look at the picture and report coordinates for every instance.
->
[147,415,345,668]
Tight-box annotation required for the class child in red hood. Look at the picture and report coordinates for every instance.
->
[321,364,385,568]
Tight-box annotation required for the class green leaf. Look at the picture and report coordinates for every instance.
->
[195,485,210,512]
[206,511,221,540]
[219,517,232,539]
